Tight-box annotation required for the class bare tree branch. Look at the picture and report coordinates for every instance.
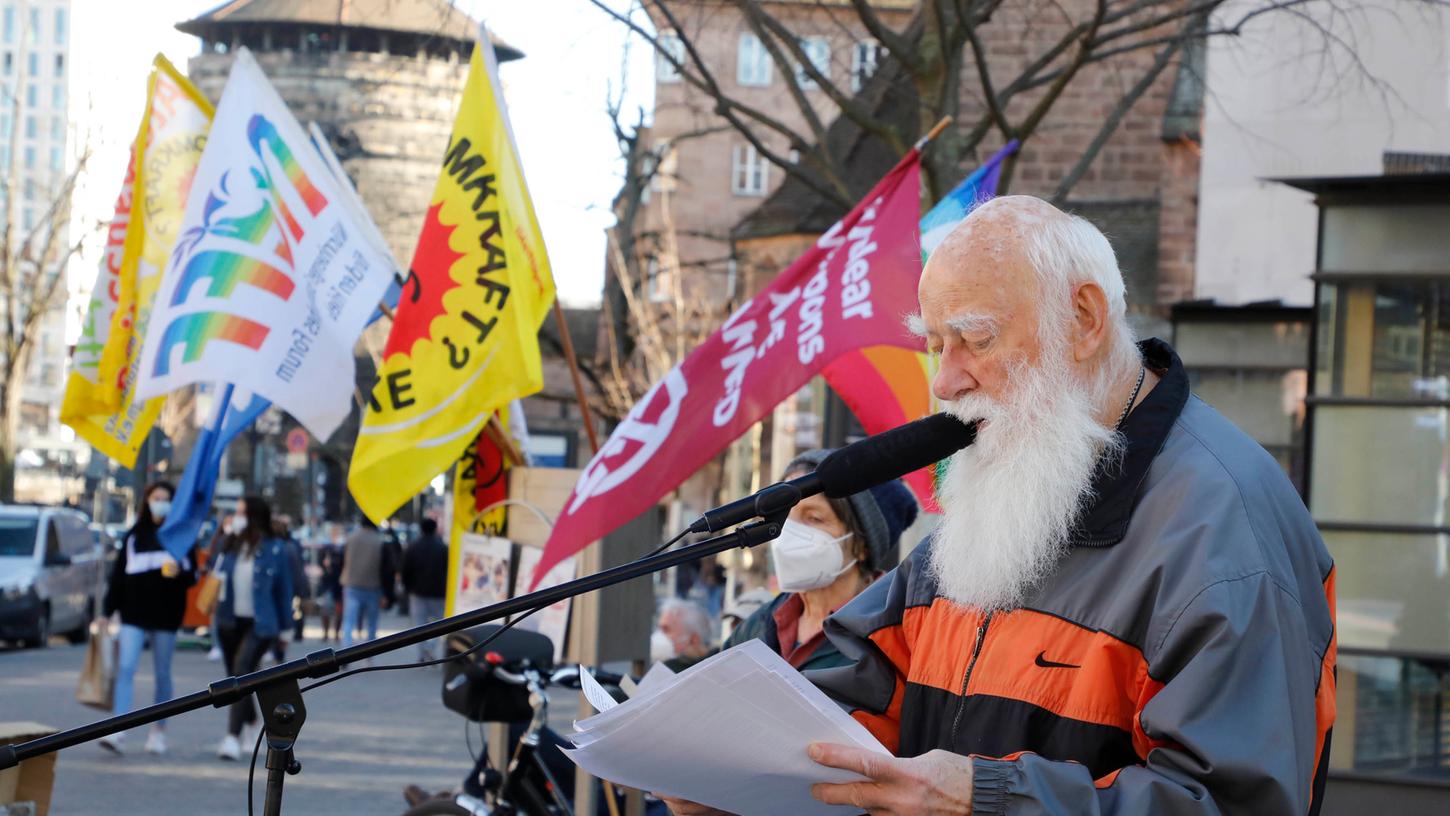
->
[1052,33,1184,203]
[847,0,922,72]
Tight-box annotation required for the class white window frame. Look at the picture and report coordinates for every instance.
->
[852,41,880,92]
[737,32,772,87]
[657,33,684,83]
[730,144,769,197]
[795,37,830,90]
[645,258,671,303]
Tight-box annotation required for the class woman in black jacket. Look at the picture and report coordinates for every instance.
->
[98,481,195,756]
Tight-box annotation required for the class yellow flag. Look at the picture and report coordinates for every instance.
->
[60,56,212,466]
[349,29,554,522]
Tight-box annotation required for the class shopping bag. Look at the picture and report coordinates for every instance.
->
[194,571,222,618]
[75,619,115,711]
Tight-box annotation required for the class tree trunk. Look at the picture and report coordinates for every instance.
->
[0,360,26,503]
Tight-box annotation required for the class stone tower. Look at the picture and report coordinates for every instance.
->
[172,1,523,519]
[176,0,522,264]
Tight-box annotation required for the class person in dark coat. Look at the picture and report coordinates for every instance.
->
[721,451,918,672]
[401,517,449,660]
[99,481,195,756]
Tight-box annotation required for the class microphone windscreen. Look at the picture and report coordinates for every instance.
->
[815,414,977,498]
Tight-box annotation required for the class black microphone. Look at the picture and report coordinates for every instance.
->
[688,413,978,534]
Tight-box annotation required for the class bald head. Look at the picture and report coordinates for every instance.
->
[911,195,1137,411]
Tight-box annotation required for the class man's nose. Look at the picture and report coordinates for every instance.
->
[932,361,978,403]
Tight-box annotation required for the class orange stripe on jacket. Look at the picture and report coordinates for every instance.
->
[965,610,1154,735]
[1309,567,1338,808]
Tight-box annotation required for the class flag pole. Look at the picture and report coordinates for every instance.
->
[552,300,601,454]
[914,116,953,151]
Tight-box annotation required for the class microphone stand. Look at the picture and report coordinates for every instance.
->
[0,513,790,816]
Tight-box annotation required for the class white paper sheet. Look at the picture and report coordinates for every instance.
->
[565,640,887,815]
[580,666,619,714]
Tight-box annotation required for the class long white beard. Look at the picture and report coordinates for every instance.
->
[929,351,1123,612]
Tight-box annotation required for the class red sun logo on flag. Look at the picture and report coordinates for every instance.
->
[386,201,465,357]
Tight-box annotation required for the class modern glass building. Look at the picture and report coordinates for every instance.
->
[1280,173,1450,812]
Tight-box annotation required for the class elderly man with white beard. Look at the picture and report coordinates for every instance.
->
[659,196,1336,816]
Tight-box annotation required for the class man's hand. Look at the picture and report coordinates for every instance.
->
[809,742,974,816]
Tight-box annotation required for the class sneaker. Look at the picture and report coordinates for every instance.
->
[145,728,167,755]
[207,644,223,662]
[217,734,241,761]
[99,733,124,755]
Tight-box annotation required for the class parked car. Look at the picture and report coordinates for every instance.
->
[0,505,104,647]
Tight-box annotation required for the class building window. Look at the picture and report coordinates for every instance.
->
[737,32,771,87]
[23,145,33,168]
[852,41,880,92]
[725,258,739,300]
[2,8,12,44]
[21,207,32,230]
[657,32,684,83]
[2,51,10,75]
[730,144,769,196]
[50,83,61,108]
[49,115,60,139]
[54,8,66,46]
[48,145,59,170]
[25,83,35,107]
[0,112,8,139]
[795,37,830,89]
[24,115,34,139]
[1300,194,1450,781]
[53,53,62,78]
[26,51,35,76]
[27,7,38,46]
[645,258,670,303]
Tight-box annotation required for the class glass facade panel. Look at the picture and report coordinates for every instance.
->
[1331,654,1450,778]
[1322,531,1450,653]
[1311,405,1450,528]
[1322,204,1450,272]
[1314,281,1450,399]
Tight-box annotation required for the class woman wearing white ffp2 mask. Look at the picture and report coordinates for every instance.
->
[721,449,919,672]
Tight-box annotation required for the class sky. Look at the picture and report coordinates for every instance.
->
[65,0,655,323]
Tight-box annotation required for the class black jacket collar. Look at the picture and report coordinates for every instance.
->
[1070,338,1189,548]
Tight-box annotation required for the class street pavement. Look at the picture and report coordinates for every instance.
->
[0,616,580,815]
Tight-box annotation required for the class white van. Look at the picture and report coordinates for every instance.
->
[0,506,103,647]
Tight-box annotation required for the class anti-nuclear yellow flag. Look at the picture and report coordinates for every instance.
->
[61,55,212,465]
[348,26,555,522]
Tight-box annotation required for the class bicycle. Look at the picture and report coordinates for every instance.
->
[401,624,634,816]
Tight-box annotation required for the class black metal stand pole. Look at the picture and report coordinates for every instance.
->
[0,513,789,812]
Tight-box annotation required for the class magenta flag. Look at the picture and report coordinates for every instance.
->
[533,151,924,585]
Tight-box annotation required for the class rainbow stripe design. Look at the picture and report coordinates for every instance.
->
[822,142,1018,512]
[152,312,270,377]
[171,249,296,305]
[247,115,327,239]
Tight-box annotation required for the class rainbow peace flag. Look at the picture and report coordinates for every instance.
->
[821,141,1018,512]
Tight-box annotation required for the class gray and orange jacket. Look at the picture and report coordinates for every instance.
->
[810,340,1336,814]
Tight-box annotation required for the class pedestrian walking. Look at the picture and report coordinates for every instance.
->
[316,523,345,643]
[269,516,310,663]
[97,482,194,756]
[340,517,395,648]
[400,518,448,660]
[211,496,293,761]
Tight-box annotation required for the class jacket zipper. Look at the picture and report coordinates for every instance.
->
[949,612,993,742]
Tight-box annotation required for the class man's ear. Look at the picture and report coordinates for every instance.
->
[1071,282,1111,363]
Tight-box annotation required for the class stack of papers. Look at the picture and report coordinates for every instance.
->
[565,639,888,815]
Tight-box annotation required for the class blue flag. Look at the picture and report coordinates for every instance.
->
[158,384,270,560]
[920,140,1019,258]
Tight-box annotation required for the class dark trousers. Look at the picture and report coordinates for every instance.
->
[217,618,275,736]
